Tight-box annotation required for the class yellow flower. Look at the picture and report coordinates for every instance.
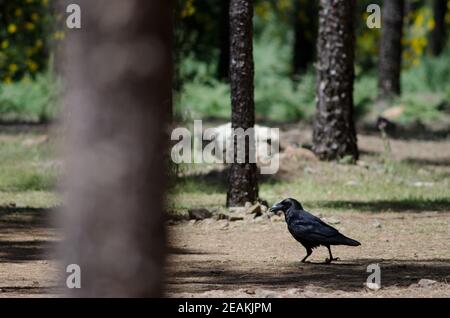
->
[427,19,435,30]
[181,0,195,18]
[27,60,39,72]
[35,39,44,48]
[7,24,17,34]
[31,13,40,21]
[1,40,9,49]
[3,77,12,84]
[25,22,36,31]
[53,31,65,40]
[9,64,18,73]
[15,8,23,17]
[42,0,49,5]
[26,47,36,56]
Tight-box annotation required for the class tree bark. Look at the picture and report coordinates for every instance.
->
[378,0,405,97]
[312,0,358,161]
[217,0,231,80]
[227,0,258,206]
[430,0,448,56]
[292,0,318,78]
[62,0,172,297]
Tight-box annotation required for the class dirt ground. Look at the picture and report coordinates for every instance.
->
[0,208,60,297]
[165,130,450,297]
[166,211,450,297]
[0,128,449,297]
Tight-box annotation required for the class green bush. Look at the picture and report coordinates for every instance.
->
[0,69,60,122]
[0,0,57,83]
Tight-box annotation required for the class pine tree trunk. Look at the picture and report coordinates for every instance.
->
[312,0,358,161]
[217,0,230,80]
[62,0,172,297]
[292,0,318,78]
[430,0,448,56]
[227,0,258,206]
[378,0,404,97]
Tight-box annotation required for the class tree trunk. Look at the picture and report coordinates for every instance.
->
[62,0,172,297]
[292,0,318,78]
[227,0,258,206]
[378,0,404,97]
[430,0,448,56]
[217,0,231,80]
[312,0,358,161]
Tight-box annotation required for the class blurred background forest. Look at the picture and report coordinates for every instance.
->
[172,0,450,124]
[0,0,449,125]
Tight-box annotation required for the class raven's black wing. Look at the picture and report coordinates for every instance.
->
[287,209,361,246]
[288,217,339,240]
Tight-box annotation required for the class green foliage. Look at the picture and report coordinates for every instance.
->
[0,69,60,122]
[0,0,59,83]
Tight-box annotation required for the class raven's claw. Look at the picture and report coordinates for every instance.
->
[324,257,339,264]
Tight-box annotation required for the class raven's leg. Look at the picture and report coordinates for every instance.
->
[325,246,339,264]
[301,247,312,263]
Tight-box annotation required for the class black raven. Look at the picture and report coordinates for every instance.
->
[270,198,360,263]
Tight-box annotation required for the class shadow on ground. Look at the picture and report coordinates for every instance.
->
[167,250,450,293]
[0,240,56,263]
[311,198,450,213]
[0,207,56,263]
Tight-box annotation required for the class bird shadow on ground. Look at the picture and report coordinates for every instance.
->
[167,254,450,293]
[311,198,450,213]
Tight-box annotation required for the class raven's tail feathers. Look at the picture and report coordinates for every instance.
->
[340,236,361,246]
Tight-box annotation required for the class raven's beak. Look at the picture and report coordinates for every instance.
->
[270,203,284,213]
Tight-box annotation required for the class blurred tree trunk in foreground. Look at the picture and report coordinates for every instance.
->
[227,0,258,206]
[378,0,404,97]
[62,0,172,297]
[217,0,230,80]
[430,0,448,56]
[312,0,359,161]
[292,0,318,79]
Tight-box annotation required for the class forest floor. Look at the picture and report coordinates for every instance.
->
[0,122,449,297]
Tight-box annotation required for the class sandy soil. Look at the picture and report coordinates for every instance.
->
[166,211,450,297]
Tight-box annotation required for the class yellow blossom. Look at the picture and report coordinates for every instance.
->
[27,60,39,72]
[35,39,44,48]
[7,24,17,34]
[25,22,36,31]
[1,40,9,49]
[9,64,18,73]
[31,13,40,21]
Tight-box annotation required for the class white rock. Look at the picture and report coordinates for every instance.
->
[418,279,437,288]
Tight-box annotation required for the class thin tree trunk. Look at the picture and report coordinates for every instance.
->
[227,0,258,206]
[217,0,230,80]
[62,0,172,297]
[292,0,318,79]
[312,0,359,161]
[430,0,448,56]
[378,0,405,97]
